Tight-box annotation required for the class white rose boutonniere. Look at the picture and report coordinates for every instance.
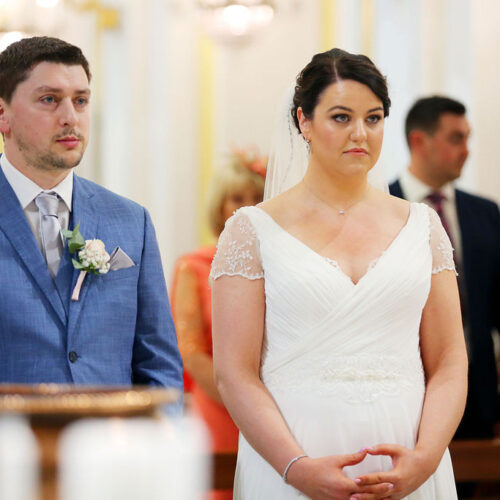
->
[62,223,111,301]
[77,239,111,274]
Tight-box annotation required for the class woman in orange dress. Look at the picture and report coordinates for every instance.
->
[171,150,265,499]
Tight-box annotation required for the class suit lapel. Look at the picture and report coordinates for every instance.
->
[67,176,99,339]
[390,180,405,199]
[53,238,74,316]
[0,168,67,327]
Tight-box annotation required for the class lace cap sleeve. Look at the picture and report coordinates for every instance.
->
[209,210,264,282]
[427,205,457,275]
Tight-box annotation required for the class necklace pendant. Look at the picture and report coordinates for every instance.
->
[339,209,345,215]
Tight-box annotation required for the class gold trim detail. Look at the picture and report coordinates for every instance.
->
[0,384,179,416]
[198,34,215,245]
[319,0,338,51]
[65,0,120,30]
[361,0,374,58]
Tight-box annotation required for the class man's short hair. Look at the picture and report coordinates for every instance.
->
[0,36,91,103]
[405,96,466,147]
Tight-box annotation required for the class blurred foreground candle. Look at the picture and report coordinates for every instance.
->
[59,416,210,500]
[0,415,39,500]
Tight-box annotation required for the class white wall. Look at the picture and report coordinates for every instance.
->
[215,1,318,160]
[471,0,500,202]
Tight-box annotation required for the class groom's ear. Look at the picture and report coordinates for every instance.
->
[0,98,11,135]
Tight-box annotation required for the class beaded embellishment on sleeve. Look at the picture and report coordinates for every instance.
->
[210,211,264,281]
[426,205,457,275]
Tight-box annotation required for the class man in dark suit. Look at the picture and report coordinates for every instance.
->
[0,37,183,396]
[390,96,500,438]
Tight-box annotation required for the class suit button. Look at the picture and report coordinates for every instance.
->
[68,351,78,363]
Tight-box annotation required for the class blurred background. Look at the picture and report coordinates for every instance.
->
[1,0,499,279]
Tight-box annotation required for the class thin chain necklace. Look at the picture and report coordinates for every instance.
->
[301,181,368,215]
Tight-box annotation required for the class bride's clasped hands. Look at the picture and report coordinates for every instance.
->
[285,449,393,500]
[285,444,434,500]
[352,444,437,500]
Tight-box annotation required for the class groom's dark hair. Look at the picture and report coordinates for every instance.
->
[0,36,91,103]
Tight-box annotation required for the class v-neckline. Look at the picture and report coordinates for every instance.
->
[252,203,415,286]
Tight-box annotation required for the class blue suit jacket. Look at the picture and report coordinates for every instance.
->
[0,167,183,390]
[390,179,500,437]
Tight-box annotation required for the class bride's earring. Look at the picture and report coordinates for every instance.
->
[304,136,311,154]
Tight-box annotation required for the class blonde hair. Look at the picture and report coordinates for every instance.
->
[207,157,265,237]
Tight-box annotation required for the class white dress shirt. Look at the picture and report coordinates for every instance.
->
[399,169,462,263]
[0,154,73,254]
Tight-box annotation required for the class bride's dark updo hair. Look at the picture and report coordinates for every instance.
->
[292,48,391,134]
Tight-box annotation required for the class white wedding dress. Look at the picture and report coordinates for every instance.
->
[210,202,458,499]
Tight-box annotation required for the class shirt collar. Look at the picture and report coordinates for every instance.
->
[0,153,73,211]
[400,169,455,203]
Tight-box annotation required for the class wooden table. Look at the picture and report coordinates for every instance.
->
[213,451,238,490]
[450,438,500,482]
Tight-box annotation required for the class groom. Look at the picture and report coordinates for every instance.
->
[0,36,183,390]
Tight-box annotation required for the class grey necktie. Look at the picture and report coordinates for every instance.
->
[35,192,63,278]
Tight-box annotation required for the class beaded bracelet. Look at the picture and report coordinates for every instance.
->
[282,454,308,483]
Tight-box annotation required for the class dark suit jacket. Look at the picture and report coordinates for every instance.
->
[0,167,183,393]
[390,179,500,438]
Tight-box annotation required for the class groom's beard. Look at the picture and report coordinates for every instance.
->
[17,128,87,171]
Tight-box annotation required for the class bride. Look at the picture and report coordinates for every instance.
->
[210,49,467,499]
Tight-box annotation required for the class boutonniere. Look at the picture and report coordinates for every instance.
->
[62,223,110,301]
